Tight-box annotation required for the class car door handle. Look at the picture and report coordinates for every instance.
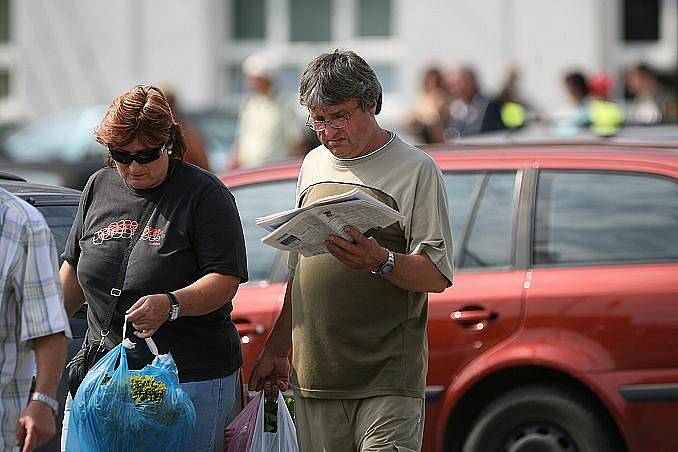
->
[234,321,265,336]
[450,308,498,325]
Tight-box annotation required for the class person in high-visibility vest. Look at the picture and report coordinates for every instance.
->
[587,72,624,136]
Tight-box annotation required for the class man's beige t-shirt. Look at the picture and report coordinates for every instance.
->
[288,134,454,399]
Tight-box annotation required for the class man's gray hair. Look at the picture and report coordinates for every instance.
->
[299,49,383,114]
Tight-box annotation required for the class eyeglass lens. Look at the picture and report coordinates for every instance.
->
[308,117,349,132]
[109,146,163,164]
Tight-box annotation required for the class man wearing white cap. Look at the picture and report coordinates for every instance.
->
[232,50,303,169]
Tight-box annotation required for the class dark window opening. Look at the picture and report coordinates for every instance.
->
[623,0,660,41]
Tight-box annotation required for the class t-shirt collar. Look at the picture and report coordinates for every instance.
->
[329,132,396,166]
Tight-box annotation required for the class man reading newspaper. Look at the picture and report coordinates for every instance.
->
[249,49,454,452]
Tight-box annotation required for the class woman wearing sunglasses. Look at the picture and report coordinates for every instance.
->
[59,85,248,451]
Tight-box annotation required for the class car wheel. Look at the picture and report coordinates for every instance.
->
[462,385,616,452]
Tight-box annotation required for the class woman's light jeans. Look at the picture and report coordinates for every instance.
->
[62,370,239,452]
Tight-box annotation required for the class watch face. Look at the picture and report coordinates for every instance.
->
[170,305,180,320]
[380,263,394,275]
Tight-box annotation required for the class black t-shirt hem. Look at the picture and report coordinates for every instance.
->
[179,359,242,383]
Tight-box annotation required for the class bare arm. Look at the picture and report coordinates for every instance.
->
[248,276,293,393]
[326,226,448,293]
[261,276,293,356]
[126,272,241,338]
[17,332,68,451]
[60,261,85,317]
[383,252,448,293]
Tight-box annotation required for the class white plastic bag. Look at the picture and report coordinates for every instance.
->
[250,392,299,452]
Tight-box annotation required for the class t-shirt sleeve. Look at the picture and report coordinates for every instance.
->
[18,217,72,342]
[62,177,92,266]
[193,186,248,282]
[408,160,454,286]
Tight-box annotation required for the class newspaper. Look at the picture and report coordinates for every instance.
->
[256,188,405,257]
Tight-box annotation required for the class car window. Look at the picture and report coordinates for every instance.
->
[231,180,297,282]
[463,172,517,268]
[35,204,78,262]
[534,170,678,265]
[443,171,517,269]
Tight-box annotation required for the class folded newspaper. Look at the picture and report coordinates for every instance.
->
[256,188,405,257]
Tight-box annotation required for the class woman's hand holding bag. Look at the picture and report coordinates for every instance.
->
[66,317,196,452]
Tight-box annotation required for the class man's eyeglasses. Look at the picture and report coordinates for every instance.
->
[108,145,165,165]
[305,105,360,132]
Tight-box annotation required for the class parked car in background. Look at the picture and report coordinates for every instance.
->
[222,142,678,452]
[0,106,238,189]
[0,106,108,189]
[0,172,85,452]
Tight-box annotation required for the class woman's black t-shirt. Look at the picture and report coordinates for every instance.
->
[63,162,248,382]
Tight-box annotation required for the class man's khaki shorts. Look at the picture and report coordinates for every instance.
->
[294,394,425,452]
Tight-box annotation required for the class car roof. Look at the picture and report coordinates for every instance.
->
[0,173,81,199]
[425,141,678,165]
[221,142,678,187]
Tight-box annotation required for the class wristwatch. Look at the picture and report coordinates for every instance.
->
[372,249,395,276]
[31,392,58,416]
[166,292,180,321]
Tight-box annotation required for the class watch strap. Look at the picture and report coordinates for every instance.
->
[166,292,180,321]
[371,249,395,275]
[31,392,58,415]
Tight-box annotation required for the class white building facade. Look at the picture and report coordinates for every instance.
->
[0,0,675,128]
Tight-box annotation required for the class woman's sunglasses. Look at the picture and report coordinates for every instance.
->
[108,145,165,165]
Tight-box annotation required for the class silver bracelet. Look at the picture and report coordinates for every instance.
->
[31,392,58,415]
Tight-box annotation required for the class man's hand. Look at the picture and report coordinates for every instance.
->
[16,401,55,452]
[125,294,172,338]
[248,355,291,397]
[325,226,388,272]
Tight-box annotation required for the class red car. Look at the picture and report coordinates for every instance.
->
[222,142,678,452]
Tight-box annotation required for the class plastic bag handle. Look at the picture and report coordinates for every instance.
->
[122,315,160,356]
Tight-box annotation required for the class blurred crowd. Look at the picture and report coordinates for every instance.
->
[3,53,678,185]
[403,61,678,144]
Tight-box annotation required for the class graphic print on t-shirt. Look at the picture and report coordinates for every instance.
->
[92,219,165,246]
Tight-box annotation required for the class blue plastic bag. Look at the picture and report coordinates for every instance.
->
[66,321,196,451]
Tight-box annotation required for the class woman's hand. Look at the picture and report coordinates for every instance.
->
[125,294,171,338]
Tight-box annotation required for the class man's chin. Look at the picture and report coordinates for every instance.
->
[326,144,352,158]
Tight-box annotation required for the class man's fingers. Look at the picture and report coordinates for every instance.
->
[326,242,361,267]
[133,328,156,339]
[21,430,34,452]
[327,235,362,254]
[273,378,289,392]
[16,420,26,445]
[248,367,263,391]
[343,226,368,244]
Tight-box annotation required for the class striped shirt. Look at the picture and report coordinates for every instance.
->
[0,188,71,451]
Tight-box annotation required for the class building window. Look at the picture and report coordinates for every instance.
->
[357,0,392,37]
[0,0,9,42]
[623,0,659,41]
[0,70,8,98]
[232,0,265,40]
[290,0,331,42]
